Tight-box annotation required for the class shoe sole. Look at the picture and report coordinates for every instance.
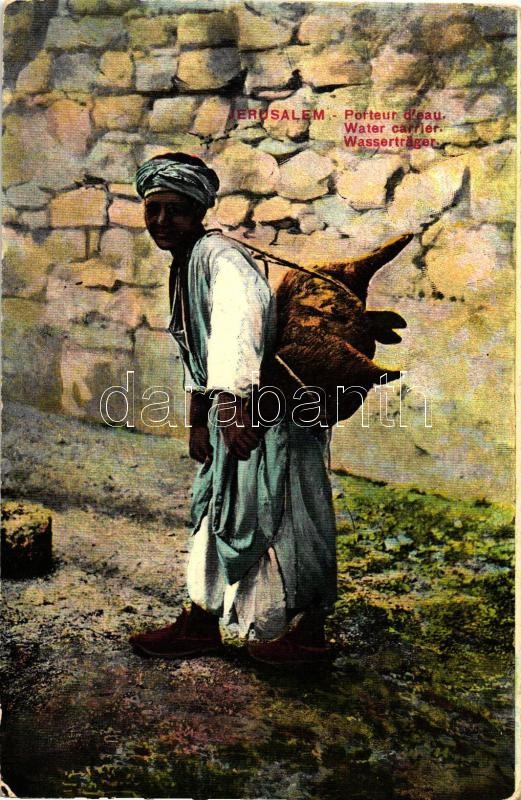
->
[131,642,225,659]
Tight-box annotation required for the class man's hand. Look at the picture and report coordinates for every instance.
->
[215,392,261,460]
[189,392,213,465]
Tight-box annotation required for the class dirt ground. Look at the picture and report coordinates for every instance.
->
[1,401,514,800]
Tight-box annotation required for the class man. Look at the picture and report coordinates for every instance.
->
[129,152,337,666]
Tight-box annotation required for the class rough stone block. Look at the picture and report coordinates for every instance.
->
[370,46,429,86]
[336,155,404,210]
[135,50,177,92]
[68,0,140,12]
[3,111,84,190]
[47,98,92,156]
[60,343,133,422]
[15,51,52,94]
[2,228,50,299]
[2,297,62,411]
[277,150,333,201]
[191,96,231,138]
[85,139,137,183]
[263,86,316,141]
[236,5,293,50]
[176,11,237,47]
[44,229,87,262]
[98,51,133,89]
[126,15,177,49]
[388,156,468,231]
[298,49,371,88]
[309,86,369,141]
[53,53,99,92]
[215,195,250,227]
[424,87,510,126]
[20,210,49,229]
[149,97,198,133]
[425,222,512,299]
[469,141,516,223]
[177,48,241,91]
[312,194,360,228]
[297,12,349,44]
[50,188,108,228]
[109,183,139,198]
[210,141,279,194]
[69,319,133,352]
[242,50,295,94]
[1,501,53,579]
[108,198,144,228]
[100,227,135,277]
[6,182,50,209]
[252,196,293,224]
[93,95,145,130]
[45,15,126,50]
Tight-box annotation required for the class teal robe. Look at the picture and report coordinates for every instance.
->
[168,231,337,612]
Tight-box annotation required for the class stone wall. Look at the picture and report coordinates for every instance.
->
[2,0,517,502]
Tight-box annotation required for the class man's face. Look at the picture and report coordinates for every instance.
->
[144,191,204,250]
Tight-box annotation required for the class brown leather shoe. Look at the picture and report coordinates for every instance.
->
[247,612,333,667]
[129,603,223,659]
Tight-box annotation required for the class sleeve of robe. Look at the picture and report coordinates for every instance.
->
[206,245,272,399]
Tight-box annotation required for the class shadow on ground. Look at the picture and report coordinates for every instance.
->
[1,402,514,800]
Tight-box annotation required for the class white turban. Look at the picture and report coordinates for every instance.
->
[135,156,219,208]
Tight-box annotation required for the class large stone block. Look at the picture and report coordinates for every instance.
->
[469,141,516,223]
[336,155,404,210]
[388,156,468,231]
[177,11,237,47]
[309,86,369,141]
[2,297,62,411]
[108,198,144,228]
[252,196,294,224]
[50,188,108,228]
[85,139,137,183]
[262,86,316,142]
[99,227,135,277]
[60,343,133,422]
[69,319,133,352]
[191,96,231,138]
[297,12,350,44]
[177,48,241,91]
[211,141,279,194]
[93,95,145,130]
[135,50,177,92]
[6,182,50,209]
[242,50,296,94]
[44,229,87,263]
[370,45,429,87]
[215,194,251,227]
[68,0,140,12]
[235,6,293,50]
[45,15,126,50]
[2,111,84,190]
[1,501,53,579]
[423,87,510,126]
[312,194,360,229]
[47,98,92,156]
[148,97,198,133]
[15,51,52,94]
[53,53,99,92]
[298,48,371,89]
[126,15,177,49]
[425,222,512,299]
[98,51,133,89]
[2,228,50,299]
[132,231,171,285]
[277,149,334,201]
